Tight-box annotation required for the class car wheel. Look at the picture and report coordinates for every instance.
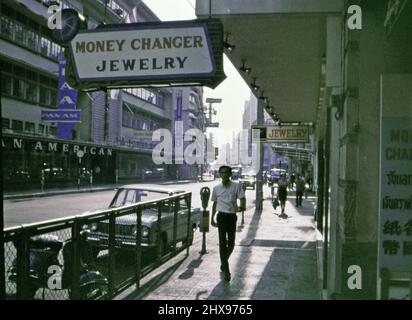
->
[91,247,100,260]
[80,283,108,300]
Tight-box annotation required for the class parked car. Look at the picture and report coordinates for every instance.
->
[239,173,256,190]
[268,168,287,185]
[87,185,201,258]
[231,166,242,180]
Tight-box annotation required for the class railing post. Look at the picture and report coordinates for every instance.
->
[135,206,142,288]
[71,218,81,300]
[16,228,29,299]
[185,194,192,257]
[108,211,116,298]
[156,203,163,263]
[172,198,178,253]
[0,230,4,300]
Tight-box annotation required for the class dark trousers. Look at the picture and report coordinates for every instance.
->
[296,191,303,206]
[217,212,237,273]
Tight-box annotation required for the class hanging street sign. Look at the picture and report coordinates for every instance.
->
[252,125,310,143]
[66,19,226,90]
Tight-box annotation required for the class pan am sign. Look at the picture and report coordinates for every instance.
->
[69,23,216,83]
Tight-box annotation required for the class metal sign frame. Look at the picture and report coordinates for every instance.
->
[252,124,310,143]
[65,19,225,90]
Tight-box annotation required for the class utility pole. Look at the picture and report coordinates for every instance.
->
[103,88,109,144]
[205,98,221,127]
[256,100,264,210]
[204,98,221,180]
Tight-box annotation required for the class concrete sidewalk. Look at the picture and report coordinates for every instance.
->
[117,187,321,300]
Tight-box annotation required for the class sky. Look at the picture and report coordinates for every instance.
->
[141,0,252,146]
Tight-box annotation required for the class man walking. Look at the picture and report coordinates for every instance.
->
[295,174,305,207]
[211,166,246,282]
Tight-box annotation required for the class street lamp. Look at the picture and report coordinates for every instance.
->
[201,98,222,181]
[205,98,221,128]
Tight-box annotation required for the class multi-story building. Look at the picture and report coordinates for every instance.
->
[1,0,204,190]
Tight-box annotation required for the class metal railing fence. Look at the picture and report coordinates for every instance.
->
[1,192,192,300]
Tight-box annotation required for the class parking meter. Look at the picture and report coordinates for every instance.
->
[199,187,210,254]
[200,187,210,233]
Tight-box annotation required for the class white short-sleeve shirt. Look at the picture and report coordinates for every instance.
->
[211,181,245,213]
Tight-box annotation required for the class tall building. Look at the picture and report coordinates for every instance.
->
[1,0,204,190]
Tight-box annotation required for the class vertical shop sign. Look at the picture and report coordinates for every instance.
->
[379,117,412,273]
[56,59,79,139]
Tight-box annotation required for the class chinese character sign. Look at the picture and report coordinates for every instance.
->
[379,117,412,272]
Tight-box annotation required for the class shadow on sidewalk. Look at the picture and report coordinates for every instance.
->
[121,258,186,300]
[177,254,204,280]
[207,207,264,299]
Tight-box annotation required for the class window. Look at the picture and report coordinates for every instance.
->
[11,120,23,131]
[0,6,62,60]
[1,73,12,95]
[38,124,45,135]
[2,118,10,129]
[49,126,57,136]
[39,86,50,105]
[25,122,35,133]
[0,59,59,105]
[123,87,164,108]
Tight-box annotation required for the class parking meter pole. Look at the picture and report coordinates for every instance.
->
[77,157,81,190]
[199,187,211,255]
[40,169,45,192]
[241,183,246,226]
[200,224,207,254]
[241,210,245,226]
[76,150,84,191]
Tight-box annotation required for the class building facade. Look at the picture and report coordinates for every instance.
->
[196,0,412,299]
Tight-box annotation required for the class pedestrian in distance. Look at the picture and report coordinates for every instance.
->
[211,165,246,282]
[289,172,296,190]
[277,174,288,218]
[295,174,305,207]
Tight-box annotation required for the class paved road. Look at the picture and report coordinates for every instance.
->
[3,181,221,228]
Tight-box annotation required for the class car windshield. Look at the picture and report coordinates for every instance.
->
[110,189,173,208]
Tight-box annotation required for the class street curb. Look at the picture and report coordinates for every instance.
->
[3,179,213,200]
[3,187,116,200]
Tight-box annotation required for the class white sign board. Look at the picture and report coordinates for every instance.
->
[69,25,216,81]
[252,125,310,143]
[379,117,412,273]
[378,74,412,278]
